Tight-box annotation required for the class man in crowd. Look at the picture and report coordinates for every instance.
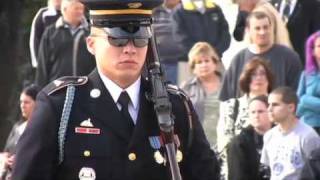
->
[12,0,220,179]
[219,11,301,101]
[35,0,95,87]
[172,0,230,60]
[152,0,182,84]
[29,0,62,69]
[271,0,320,64]
[261,86,320,179]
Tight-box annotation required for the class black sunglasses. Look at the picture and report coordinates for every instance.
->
[107,36,149,48]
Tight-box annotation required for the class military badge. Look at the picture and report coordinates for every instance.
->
[176,150,183,163]
[154,150,165,164]
[78,167,96,180]
[75,118,101,135]
[80,118,94,127]
[127,2,142,9]
[90,88,101,98]
[149,136,165,165]
[174,134,183,163]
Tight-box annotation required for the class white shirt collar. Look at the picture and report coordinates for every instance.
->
[97,69,140,110]
[280,0,297,16]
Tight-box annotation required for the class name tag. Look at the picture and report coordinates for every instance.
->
[75,127,101,135]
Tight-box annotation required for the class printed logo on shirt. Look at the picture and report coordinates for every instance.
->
[273,162,284,176]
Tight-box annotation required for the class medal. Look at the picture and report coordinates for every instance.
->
[154,150,164,164]
[149,136,165,164]
[78,167,96,180]
[176,150,183,163]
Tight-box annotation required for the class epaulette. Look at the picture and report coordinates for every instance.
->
[166,84,191,102]
[43,76,88,95]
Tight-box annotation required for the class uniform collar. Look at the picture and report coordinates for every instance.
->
[97,69,140,110]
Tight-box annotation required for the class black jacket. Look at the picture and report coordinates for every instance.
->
[12,69,220,180]
[271,0,320,64]
[29,7,61,68]
[35,17,95,87]
[227,126,268,180]
[172,3,230,59]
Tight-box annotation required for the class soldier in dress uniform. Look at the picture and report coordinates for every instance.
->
[11,0,220,179]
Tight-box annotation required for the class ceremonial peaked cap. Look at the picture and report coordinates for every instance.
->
[80,0,163,27]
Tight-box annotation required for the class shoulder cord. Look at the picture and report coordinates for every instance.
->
[58,85,76,164]
[166,87,194,154]
[181,97,193,154]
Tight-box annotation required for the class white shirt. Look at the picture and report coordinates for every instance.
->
[260,121,320,180]
[98,69,141,124]
[279,0,297,18]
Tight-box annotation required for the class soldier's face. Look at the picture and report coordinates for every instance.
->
[87,28,147,88]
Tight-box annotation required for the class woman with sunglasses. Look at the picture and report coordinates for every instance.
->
[11,0,220,179]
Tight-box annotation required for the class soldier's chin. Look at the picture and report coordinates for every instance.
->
[120,72,140,81]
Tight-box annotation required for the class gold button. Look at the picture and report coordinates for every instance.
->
[84,150,91,157]
[128,153,136,161]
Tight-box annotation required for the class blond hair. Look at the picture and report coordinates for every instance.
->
[244,1,292,48]
[188,42,224,75]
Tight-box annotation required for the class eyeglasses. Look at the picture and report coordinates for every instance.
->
[251,71,267,79]
[92,35,149,48]
[108,36,149,47]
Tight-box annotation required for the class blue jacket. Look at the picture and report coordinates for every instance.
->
[297,71,320,127]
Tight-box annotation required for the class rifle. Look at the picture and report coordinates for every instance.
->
[146,26,182,180]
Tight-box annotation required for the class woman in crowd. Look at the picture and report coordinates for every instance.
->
[227,95,272,180]
[297,31,320,135]
[217,57,274,179]
[0,84,40,179]
[180,42,224,147]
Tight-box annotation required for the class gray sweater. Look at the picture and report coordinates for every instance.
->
[219,44,302,101]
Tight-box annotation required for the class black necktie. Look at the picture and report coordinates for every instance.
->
[282,0,291,22]
[118,91,134,133]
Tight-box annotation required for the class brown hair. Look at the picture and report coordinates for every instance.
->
[188,42,223,76]
[239,57,274,94]
[245,11,271,28]
[249,94,268,107]
[271,86,298,110]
